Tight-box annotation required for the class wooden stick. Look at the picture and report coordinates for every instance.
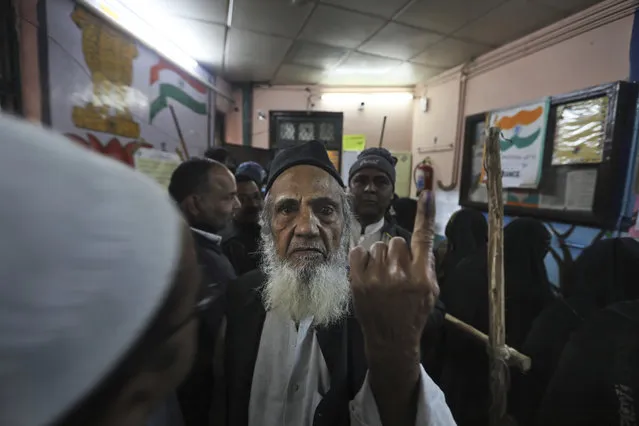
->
[378,115,387,148]
[445,314,531,373]
[485,126,508,426]
[169,104,191,159]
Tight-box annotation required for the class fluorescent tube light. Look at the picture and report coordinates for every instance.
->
[320,92,414,102]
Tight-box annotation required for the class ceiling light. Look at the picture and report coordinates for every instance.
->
[226,0,235,26]
[320,93,414,102]
[330,68,391,75]
[78,0,212,86]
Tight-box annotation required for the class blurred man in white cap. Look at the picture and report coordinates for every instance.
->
[0,116,202,426]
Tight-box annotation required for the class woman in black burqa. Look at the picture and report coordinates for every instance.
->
[436,208,488,288]
[536,300,639,426]
[510,237,639,426]
[438,217,554,426]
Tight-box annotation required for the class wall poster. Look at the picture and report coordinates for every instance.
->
[486,99,550,188]
[469,120,487,203]
[392,151,412,198]
[44,0,214,168]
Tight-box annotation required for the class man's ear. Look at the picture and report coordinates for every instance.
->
[181,195,200,219]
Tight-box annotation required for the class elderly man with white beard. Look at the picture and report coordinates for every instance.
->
[221,140,455,426]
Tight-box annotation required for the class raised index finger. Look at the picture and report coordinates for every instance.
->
[410,190,436,264]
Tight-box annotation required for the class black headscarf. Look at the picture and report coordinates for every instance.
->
[503,217,553,305]
[439,217,554,425]
[438,208,487,286]
[563,237,639,308]
[537,301,639,426]
[441,216,553,347]
[511,238,639,426]
[445,208,488,254]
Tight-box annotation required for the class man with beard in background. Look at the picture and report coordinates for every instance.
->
[222,141,455,426]
[222,162,265,275]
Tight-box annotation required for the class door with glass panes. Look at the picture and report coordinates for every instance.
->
[269,111,343,173]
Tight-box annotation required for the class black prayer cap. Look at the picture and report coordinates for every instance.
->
[348,147,396,185]
[265,140,344,194]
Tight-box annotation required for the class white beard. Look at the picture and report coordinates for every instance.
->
[259,232,351,327]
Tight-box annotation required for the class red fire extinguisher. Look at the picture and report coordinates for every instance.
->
[413,157,434,194]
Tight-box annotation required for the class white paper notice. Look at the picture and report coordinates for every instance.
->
[341,150,360,184]
[134,148,182,188]
[434,189,460,235]
[470,185,488,203]
[538,168,567,210]
[565,169,597,211]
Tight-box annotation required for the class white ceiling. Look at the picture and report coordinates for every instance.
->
[153,0,604,86]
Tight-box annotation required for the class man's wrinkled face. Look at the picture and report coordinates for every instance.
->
[270,165,345,271]
[259,165,352,326]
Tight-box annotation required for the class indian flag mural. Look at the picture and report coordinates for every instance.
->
[487,99,550,189]
[149,59,208,123]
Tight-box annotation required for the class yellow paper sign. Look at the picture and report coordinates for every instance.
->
[343,134,366,151]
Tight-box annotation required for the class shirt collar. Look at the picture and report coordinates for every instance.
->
[191,227,222,245]
[354,217,385,237]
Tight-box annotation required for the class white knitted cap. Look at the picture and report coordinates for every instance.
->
[0,116,184,426]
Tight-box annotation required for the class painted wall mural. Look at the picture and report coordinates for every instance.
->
[149,59,208,123]
[66,133,152,167]
[45,0,214,166]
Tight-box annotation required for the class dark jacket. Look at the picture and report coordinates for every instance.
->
[380,219,412,242]
[147,393,185,426]
[221,222,261,276]
[224,269,446,426]
[537,301,639,426]
[178,230,236,426]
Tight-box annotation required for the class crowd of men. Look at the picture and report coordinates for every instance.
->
[0,116,453,426]
[4,114,637,426]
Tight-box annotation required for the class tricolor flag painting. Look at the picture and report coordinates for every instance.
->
[485,98,550,189]
[149,59,208,123]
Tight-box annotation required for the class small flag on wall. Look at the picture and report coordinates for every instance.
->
[150,84,207,123]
